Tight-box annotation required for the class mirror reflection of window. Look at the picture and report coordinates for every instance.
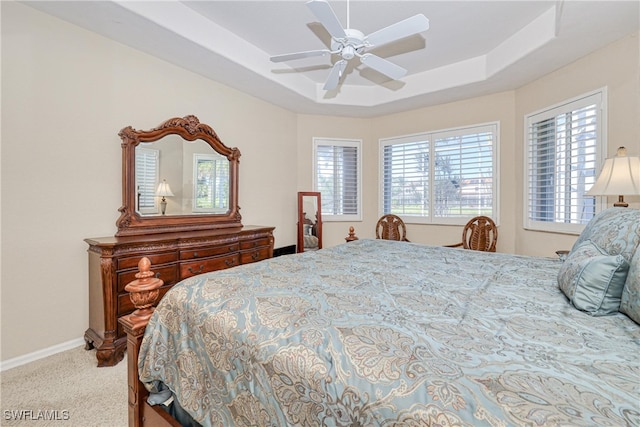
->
[135,147,159,215]
[193,153,230,213]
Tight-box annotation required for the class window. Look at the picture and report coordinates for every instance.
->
[525,90,605,233]
[380,123,498,224]
[193,153,229,213]
[313,138,361,221]
[135,147,159,215]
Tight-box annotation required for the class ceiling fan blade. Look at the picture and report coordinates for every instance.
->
[366,14,430,48]
[323,60,347,90]
[270,49,331,63]
[360,54,407,80]
[306,0,347,40]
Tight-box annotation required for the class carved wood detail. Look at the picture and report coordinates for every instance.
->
[85,226,274,367]
[116,115,242,237]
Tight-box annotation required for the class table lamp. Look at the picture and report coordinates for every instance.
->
[586,146,640,207]
[155,179,174,215]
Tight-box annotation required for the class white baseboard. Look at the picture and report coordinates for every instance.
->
[0,338,86,372]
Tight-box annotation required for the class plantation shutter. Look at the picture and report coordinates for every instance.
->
[381,139,429,216]
[315,141,360,218]
[135,148,159,214]
[526,92,601,228]
[194,153,229,212]
[380,123,497,223]
[433,128,494,217]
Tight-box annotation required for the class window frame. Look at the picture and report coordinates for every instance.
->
[312,137,362,222]
[523,88,607,234]
[192,152,230,214]
[379,122,500,226]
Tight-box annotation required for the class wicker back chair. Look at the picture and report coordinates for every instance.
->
[375,214,409,242]
[446,216,497,252]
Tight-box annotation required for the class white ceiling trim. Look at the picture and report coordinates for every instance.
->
[117,1,321,100]
[115,0,559,109]
[23,1,636,117]
[486,5,557,76]
[296,4,559,109]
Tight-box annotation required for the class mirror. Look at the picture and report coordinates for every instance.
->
[116,115,241,236]
[135,136,229,216]
[297,192,322,252]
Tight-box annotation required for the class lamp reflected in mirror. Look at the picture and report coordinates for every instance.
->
[587,147,640,207]
[156,179,174,215]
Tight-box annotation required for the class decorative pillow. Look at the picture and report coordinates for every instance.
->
[620,247,640,324]
[558,240,630,316]
[571,207,640,263]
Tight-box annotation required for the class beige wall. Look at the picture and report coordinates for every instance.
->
[369,91,518,253]
[294,34,639,257]
[1,2,297,361]
[2,1,638,363]
[295,115,373,247]
[514,33,640,256]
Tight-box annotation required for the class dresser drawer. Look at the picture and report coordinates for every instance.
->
[117,264,178,293]
[240,238,271,250]
[180,254,240,279]
[117,252,178,270]
[180,243,238,260]
[240,246,272,264]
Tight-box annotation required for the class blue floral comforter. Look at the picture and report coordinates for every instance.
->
[139,239,639,426]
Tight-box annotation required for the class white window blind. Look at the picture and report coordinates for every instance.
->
[314,138,361,221]
[193,153,229,213]
[525,91,603,233]
[135,147,159,215]
[380,123,498,224]
[381,139,430,216]
[434,129,495,217]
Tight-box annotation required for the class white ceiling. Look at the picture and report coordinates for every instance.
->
[22,1,640,117]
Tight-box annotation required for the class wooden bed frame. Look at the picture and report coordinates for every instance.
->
[119,228,361,426]
[118,257,180,427]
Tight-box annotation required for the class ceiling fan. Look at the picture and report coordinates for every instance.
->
[270,0,430,91]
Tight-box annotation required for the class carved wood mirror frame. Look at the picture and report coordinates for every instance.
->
[116,115,241,236]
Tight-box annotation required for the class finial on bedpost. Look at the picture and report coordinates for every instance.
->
[345,226,359,242]
[118,257,163,427]
[123,257,163,328]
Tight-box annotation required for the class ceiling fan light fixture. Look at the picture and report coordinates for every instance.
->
[342,45,355,60]
[271,0,429,90]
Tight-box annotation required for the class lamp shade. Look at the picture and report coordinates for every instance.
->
[155,180,174,197]
[586,147,640,197]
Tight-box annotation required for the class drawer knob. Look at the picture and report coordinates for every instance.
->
[155,272,161,279]
[193,252,199,258]
[188,265,204,275]
[225,259,236,267]
[251,252,260,261]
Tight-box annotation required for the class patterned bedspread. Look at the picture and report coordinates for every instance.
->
[139,239,640,426]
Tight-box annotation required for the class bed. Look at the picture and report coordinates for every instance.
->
[120,207,640,427]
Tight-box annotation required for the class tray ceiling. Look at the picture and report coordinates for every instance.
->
[22,1,640,117]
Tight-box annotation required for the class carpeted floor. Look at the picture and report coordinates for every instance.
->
[1,345,127,426]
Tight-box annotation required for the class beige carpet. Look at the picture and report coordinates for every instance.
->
[1,345,128,426]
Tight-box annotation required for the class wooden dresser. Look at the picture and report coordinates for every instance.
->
[85,225,274,367]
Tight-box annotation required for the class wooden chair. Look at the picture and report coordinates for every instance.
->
[376,214,409,242]
[446,215,497,252]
